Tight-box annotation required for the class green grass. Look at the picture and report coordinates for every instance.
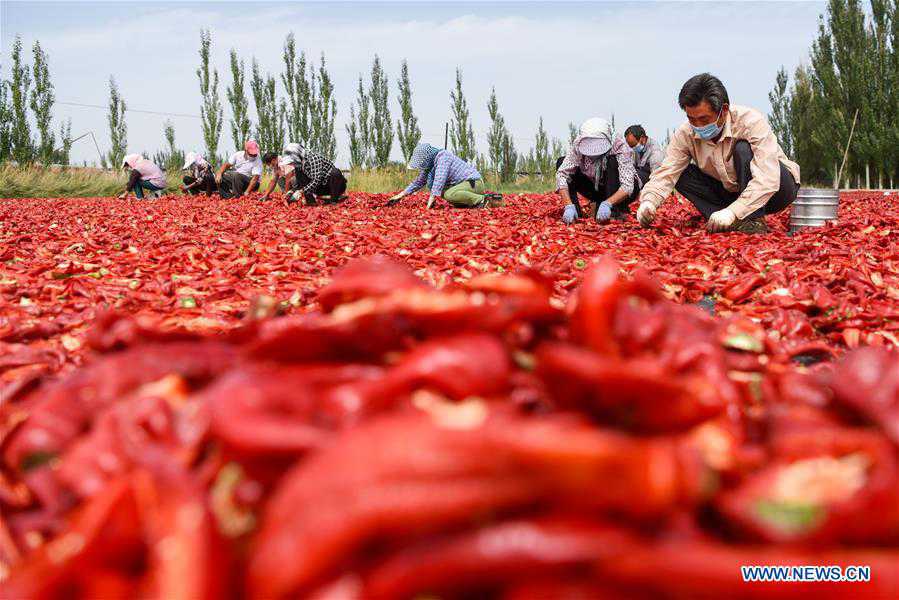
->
[0,164,183,198]
[0,164,555,199]
[345,166,553,195]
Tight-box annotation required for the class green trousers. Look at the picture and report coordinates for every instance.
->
[443,179,486,207]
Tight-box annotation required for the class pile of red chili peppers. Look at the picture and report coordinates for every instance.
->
[0,191,897,598]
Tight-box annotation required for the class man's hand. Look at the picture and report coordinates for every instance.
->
[707,208,736,232]
[637,201,656,227]
[595,200,613,223]
[117,192,128,200]
[426,194,437,209]
[562,204,578,225]
[386,192,404,206]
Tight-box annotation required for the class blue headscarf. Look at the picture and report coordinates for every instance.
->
[408,143,442,189]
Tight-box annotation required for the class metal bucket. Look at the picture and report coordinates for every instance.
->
[789,187,840,233]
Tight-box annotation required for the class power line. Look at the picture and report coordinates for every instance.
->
[58,101,202,120]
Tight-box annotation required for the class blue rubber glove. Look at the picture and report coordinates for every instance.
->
[562,204,578,225]
[596,200,613,223]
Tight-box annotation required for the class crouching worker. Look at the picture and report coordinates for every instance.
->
[557,118,639,225]
[180,152,216,195]
[387,143,502,209]
[637,73,800,234]
[259,151,294,202]
[118,154,167,199]
[276,143,347,205]
[217,140,262,199]
[624,124,664,186]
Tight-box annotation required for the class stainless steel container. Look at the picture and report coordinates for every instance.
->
[789,187,840,233]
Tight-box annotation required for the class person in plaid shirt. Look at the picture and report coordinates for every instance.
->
[279,143,347,206]
[388,143,502,209]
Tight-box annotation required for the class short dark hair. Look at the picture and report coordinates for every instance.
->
[262,151,278,164]
[624,125,646,139]
[678,73,729,112]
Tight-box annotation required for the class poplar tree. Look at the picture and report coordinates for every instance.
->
[197,30,223,162]
[106,77,127,168]
[0,69,12,162]
[281,33,310,144]
[56,118,72,166]
[30,40,55,164]
[250,59,285,153]
[346,103,364,169]
[486,87,508,179]
[9,35,33,164]
[449,68,475,161]
[499,131,518,183]
[768,66,793,159]
[534,117,551,179]
[310,54,338,160]
[227,49,252,151]
[369,55,392,167]
[155,120,184,172]
[395,59,421,162]
[347,75,371,167]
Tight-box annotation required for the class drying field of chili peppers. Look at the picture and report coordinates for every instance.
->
[0,190,897,598]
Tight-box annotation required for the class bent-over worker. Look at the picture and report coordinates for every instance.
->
[276,143,347,205]
[180,152,216,196]
[118,154,167,200]
[388,143,502,209]
[557,118,639,225]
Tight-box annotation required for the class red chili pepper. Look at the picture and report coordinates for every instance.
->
[722,273,766,303]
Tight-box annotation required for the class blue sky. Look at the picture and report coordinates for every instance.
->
[1,1,826,166]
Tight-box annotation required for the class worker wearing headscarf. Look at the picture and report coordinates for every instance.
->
[180,152,216,196]
[556,118,639,224]
[277,143,347,205]
[387,143,502,209]
[216,139,263,199]
[117,154,167,199]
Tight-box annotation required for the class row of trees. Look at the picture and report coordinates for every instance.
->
[0,36,73,166]
[768,0,899,188]
[2,29,584,180]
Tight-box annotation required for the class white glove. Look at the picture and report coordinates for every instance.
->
[388,193,404,202]
[637,201,657,227]
[562,204,578,225]
[707,208,736,232]
[426,195,437,209]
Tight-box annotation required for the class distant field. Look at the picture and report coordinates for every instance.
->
[0,164,555,198]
